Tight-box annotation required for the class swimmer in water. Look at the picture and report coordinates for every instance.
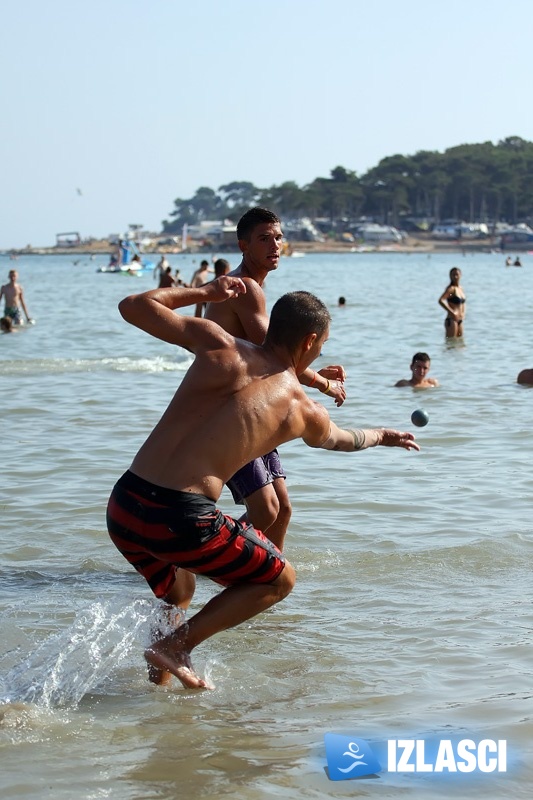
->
[438,267,466,338]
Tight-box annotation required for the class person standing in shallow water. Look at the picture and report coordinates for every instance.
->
[106,278,419,690]
[438,267,466,338]
[0,269,33,325]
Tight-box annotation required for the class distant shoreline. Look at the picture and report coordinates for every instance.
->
[2,234,526,257]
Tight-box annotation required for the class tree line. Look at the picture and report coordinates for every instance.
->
[162,136,533,233]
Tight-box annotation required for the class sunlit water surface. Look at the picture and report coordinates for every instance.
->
[1,251,532,799]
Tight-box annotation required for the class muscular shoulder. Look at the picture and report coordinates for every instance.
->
[207,276,267,343]
[235,276,265,306]
[395,379,409,387]
[298,396,331,447]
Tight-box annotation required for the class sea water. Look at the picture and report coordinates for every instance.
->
[0,251,532,799]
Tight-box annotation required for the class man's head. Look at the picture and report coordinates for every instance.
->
[8,270,17,282]
[265,291,330,367]
[1,316,13,332]
[410,352,431,380]
[200,260,209,269]
[237,208,283,273]
[214,258,231,278]
[237,207,280,242]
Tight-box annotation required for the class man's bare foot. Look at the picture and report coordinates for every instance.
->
[146,663,173,686]
[144,636,214,690]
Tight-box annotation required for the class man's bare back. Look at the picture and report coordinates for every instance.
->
[130,328,321,500]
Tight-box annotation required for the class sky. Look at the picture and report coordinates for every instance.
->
[1,0,532,249]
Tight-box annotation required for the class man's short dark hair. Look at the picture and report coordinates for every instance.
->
[214,258,230,278]
[265,291,330,352]
[411,352,430,364]
[237,207,280,241]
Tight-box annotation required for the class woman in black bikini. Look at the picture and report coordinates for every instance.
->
[439,267,466,338]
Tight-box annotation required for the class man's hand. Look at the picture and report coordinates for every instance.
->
[318,365,346,382]
[318,365,347,407]
[378,429,420,451]
[325,379,346,407]
[205,276,247,303]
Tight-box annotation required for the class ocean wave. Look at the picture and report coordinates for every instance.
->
[0,355,192,375]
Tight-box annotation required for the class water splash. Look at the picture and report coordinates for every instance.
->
[0,599,155,708]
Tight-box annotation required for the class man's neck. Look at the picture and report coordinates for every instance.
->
[238,256,268,287]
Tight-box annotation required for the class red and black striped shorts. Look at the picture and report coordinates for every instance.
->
[106,471,285,599]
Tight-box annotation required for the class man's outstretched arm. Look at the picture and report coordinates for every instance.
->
[302,407,420,453]
[319,424,420,452]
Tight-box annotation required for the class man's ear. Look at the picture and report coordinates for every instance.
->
[303,332,317,353]
[238,238,247,255]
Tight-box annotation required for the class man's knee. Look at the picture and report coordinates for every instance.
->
[274,561,296,600]
[245,488,280,532]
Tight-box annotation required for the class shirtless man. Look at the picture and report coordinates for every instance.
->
[517,369,533,385]
[214,258,231,278]
[107,276,419,689]
[0,270,33,325]
[395,352,439,388]
[191,259,214,317]
[158,266,175,288]
[204,207,346,552]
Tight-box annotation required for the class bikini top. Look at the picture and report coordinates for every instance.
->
[448,294,465,305]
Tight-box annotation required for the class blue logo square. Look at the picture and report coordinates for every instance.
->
[324,734,382,780]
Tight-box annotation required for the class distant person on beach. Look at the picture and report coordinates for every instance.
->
[153,255,169,282]
[214,258,231,278]
[0,270,33,325]
[158,266,175,288]
[108,241,122,269]
[129,254,143,272]
[513,256,522,267]
[505,256,513,267]
[174,268,188,286]
[517,369,533,385]
[1,316,16,333]
[438,267,466,338]
[395,352,439,388]
[107,276,419,689]
[191,260,214,317]
[190,260,213,287]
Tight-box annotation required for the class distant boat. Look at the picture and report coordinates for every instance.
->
[281,242,305,258]
[97,238,154,274]
[97,264,150,274]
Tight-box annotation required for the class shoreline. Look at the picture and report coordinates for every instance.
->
[1,235,526,257]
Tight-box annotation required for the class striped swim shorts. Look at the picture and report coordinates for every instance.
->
[106,470,285,599]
